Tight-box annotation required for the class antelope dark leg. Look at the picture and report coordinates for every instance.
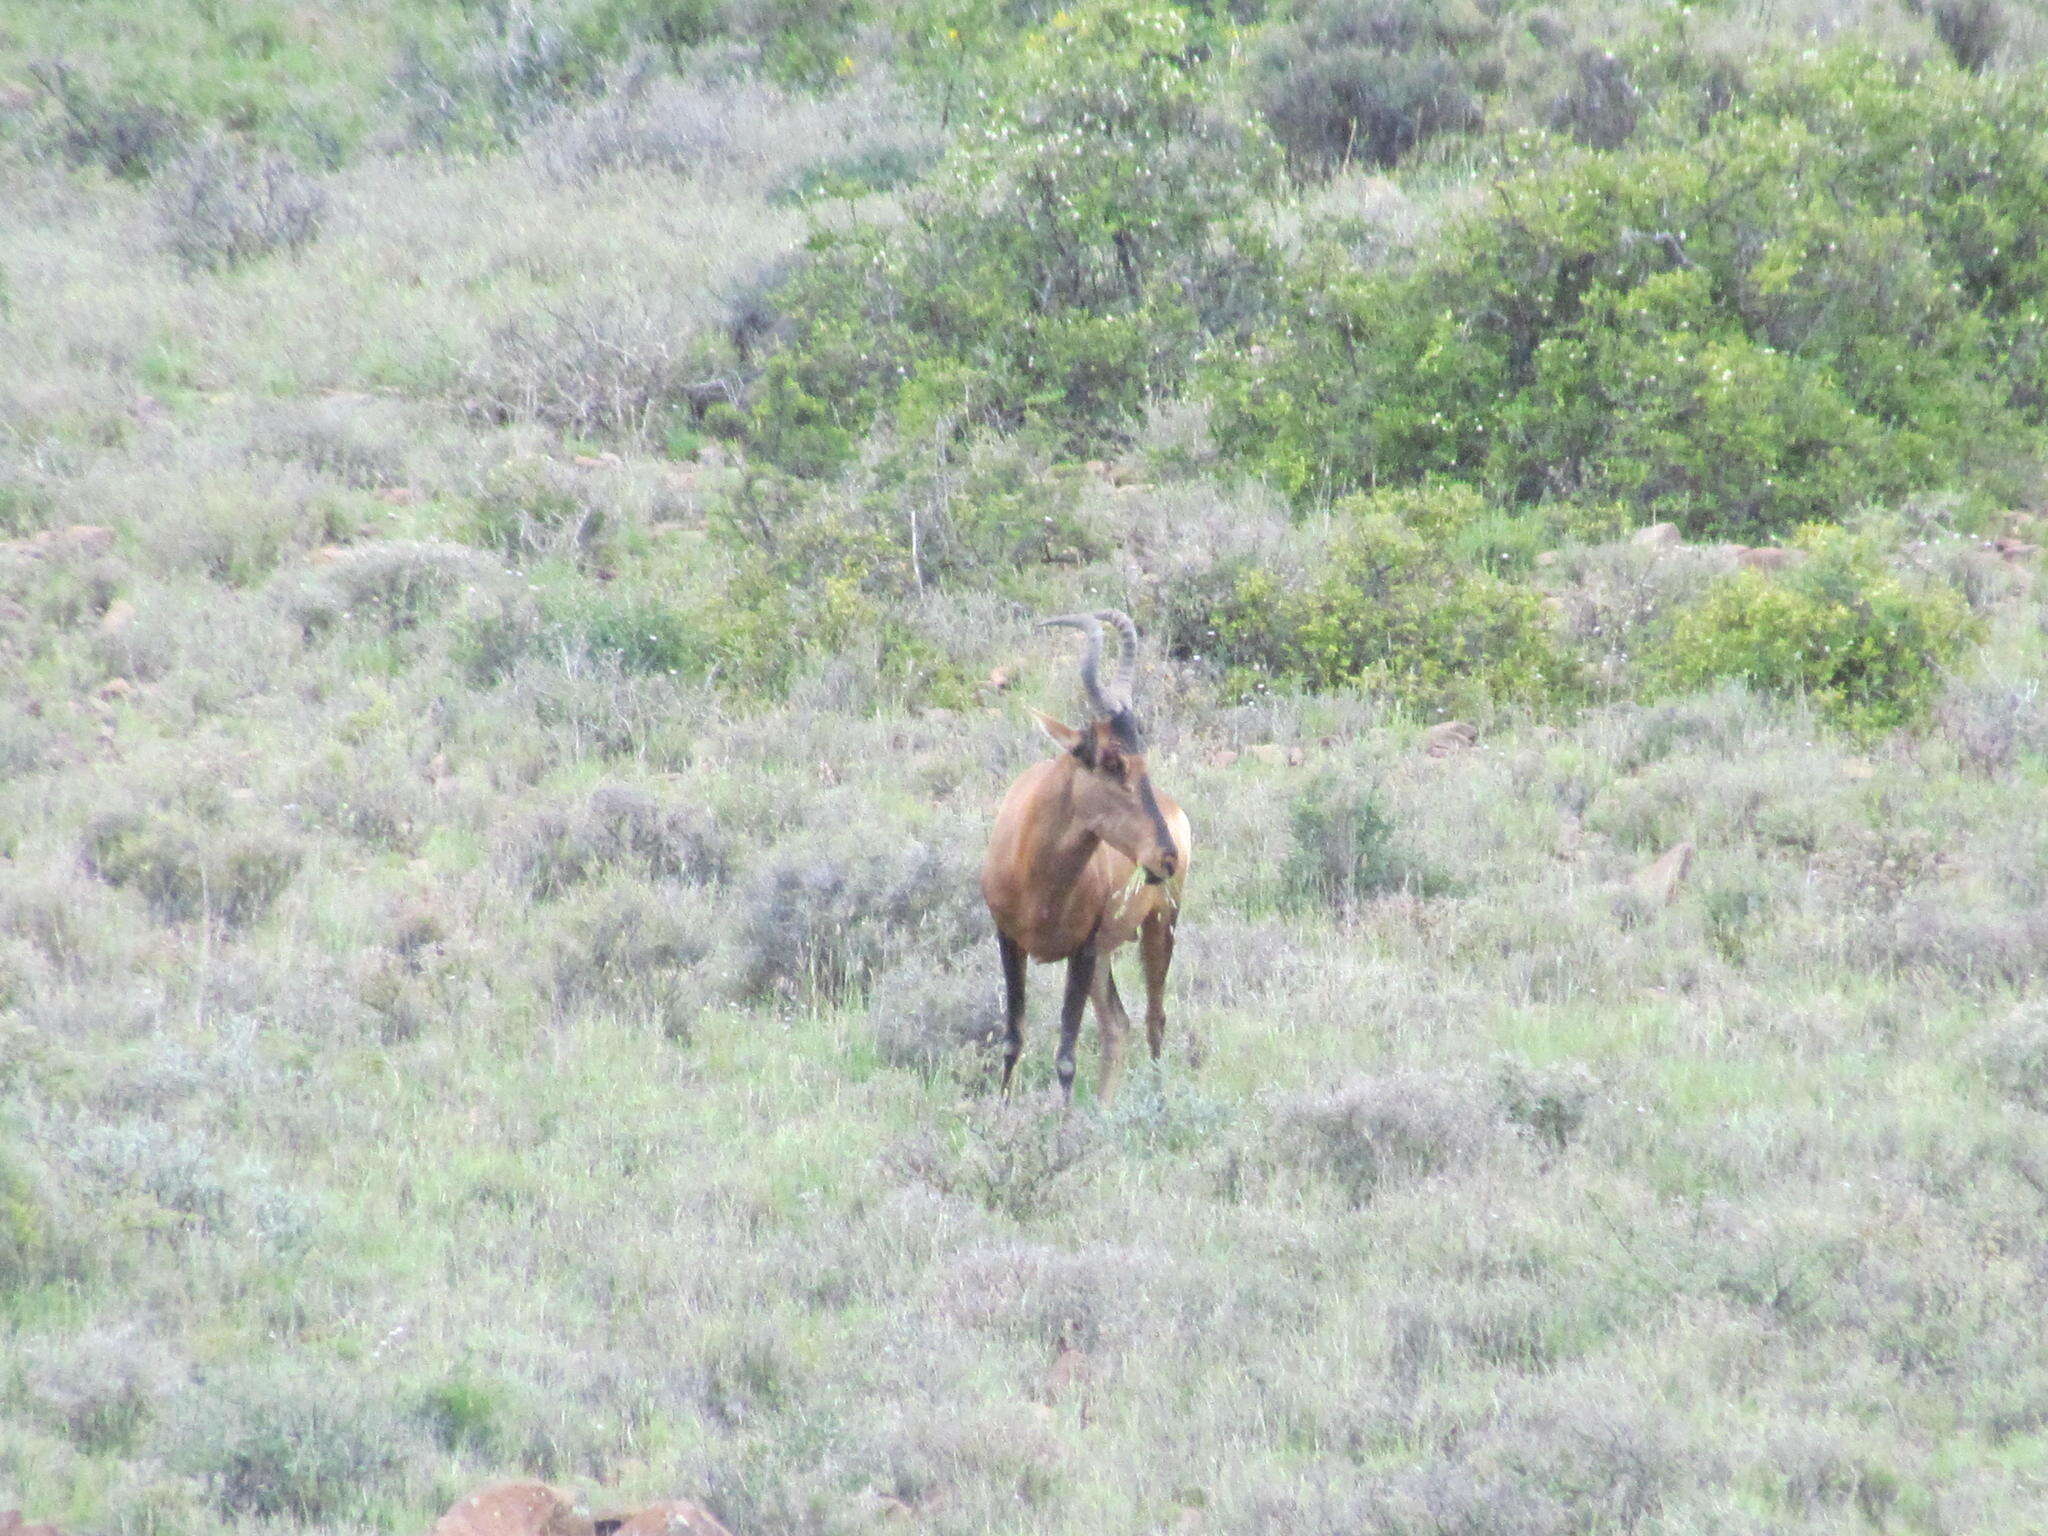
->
[998,932,1027,1095]
[1055,947,1096,1105]
[1140,914,1175,1062]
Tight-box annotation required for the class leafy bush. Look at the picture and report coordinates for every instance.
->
[1212,50,2048,535]
[751,1,1281,467]
[1168,505,1577,711]
[1650,526,1978,735]
[154,140,326,273]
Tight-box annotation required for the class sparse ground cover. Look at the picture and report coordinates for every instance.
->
[4,1,2048,1532]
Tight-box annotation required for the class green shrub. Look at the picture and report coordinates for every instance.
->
[1212,50,2048,536]
[1182,507,1578,711]
[751,1,1281,467]
[1281,773,1437,906]
[1649,526,1978,735]
[177,1369,415,1522]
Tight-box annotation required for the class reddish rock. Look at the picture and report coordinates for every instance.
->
[1632,841,1694,907]
[1423,720,1478,757]
[431,1482,594,1536]
[1736,545,1804,572]
[599,1502,734,1536]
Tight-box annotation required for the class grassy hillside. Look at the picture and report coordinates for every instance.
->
[5,1,2048,1532]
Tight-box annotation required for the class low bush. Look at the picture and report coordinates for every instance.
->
[733,835,982,1004]
[1273,1070,1507,1206]
[463,297,728,445]
[1167,506,1578,711]
[154,140,327,274]
[173,1367,417,1522]
[21,1325,181,1454]
[545,881,713,1031]
[1649,526,1977,735]
[31,62,186,179]
[284,540,497,637]
[868,958,1003,1078]
[1979,999,2048,1113]
[501,783,730,897]
[1252,0,1492,173]
[83,811,304,930]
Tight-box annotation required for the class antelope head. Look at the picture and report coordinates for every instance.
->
[1034,610,1181,887]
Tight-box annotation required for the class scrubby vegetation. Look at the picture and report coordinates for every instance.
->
[4,0,2048,1532]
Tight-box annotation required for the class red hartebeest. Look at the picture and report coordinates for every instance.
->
[981,610,1191,1104]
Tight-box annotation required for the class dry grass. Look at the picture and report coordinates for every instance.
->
[6,10,2048,1536]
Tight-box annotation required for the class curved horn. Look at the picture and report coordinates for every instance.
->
[1037,612,1110,716]
[1097,609,1138,710]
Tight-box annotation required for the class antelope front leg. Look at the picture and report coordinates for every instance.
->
[1091,959,1133,1104]
[1139,914,1175,1062]
[998,932,1027,1095]
[1055,947,1096,1106]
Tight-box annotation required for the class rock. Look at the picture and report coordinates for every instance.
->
[1040,1323,1093,1405]
[1736,545,1804,572]
[1632,841,1694,907]
[98,598,136,635]
[431,1482,594,1536]
[1631,522,1682,549]
[1554,815,1584,860]
[1,1510,70,1536]
[0,524,115,564]
[1992,536,2040,564]
[600,1501,734,1536]
[1423,720,1478,757]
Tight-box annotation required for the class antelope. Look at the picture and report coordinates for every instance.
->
[981,610,1191,1104]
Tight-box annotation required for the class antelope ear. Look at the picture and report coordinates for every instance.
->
[1031,709,1083,752]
